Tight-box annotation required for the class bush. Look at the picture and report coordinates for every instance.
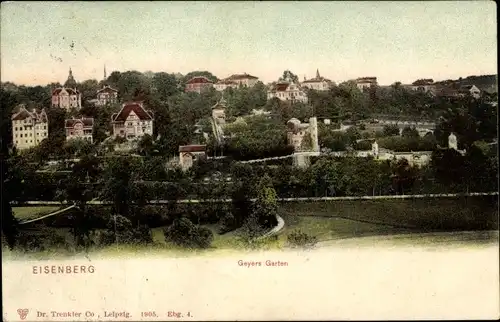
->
[286,230,318,248]
[97,215,153,246]
[163,217,214,249]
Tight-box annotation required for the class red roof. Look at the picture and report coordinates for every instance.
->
[65,117,94,128]
[179,145,207,153]
[111,102,153,122]
[186,76,214,85]
[52,87,80,95]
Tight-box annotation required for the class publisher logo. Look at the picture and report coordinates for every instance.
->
[17,309,29,320]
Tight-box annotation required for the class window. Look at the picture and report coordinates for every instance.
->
[30,133,32,137]
[20,134,23,138]
[14,127,17,131]
[128,122,133,126]
[43,126,46,130]
[30,140,32,143]
[15,134,18,138]
[15,141,18,144]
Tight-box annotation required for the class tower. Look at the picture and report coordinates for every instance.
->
[316,69,320,79]
[104,64,107,80]
[64,67,77,88]
[309,117,319,152]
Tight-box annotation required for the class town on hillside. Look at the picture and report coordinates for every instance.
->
[1,66,498,253]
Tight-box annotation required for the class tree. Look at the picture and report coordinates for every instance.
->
[383,125,400,136]
[252,174,279,229]
[401,126,419,138]
[183,71,218,84]
[279,70,299,83]
[1,88,19,249]
[152,72,180,101]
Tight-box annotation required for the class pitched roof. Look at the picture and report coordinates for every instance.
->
[274,82,290,92]
[97,85,118,93]
[11,106,47,122]
[226,73,258,80]
[186,76,214,84]
[65,117,94,128]
[179,145,207,153]
[111,102,153,122]
[52,87,80,95]
[302,76,332,83]
[356,77,377,83]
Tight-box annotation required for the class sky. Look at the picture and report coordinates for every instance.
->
[1,1,497,86]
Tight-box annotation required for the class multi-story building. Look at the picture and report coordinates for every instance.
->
[65,117,94,143]
[356,77,378,90]
[51,68,82,110]
[111,102,154,140]
[96,85,119,106]
[301,69,332,91]
[267,81,308,103]
[185,76,214,93]
[214,79,239,91]
[11,106,48,150]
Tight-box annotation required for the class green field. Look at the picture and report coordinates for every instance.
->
[12,206,60,221]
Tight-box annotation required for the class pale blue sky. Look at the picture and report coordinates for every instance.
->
[1,1,497,86]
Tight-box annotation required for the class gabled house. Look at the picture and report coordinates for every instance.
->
[301,69,332,91]
[65,117,94,143]
[96,85,119,106]
[111,102,154,140]
[185,76,214,93]
[11,106,48,150]
[267,81,308,103]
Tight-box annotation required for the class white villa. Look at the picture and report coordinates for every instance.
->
[11,106,48,150]
[267,81,308,103]
[215,73,259,91]
[111,102,154,140]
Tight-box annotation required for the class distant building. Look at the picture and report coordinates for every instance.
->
[225,73,259,87]
[65,117,94,143]
[214,79,239,91]
[267,81,308,103]
[356,77,378,90]
[185,76,214,93]
[111,102,154,140]
[11,106,48,150]
[301,69,332,91]
[459,85,481,99]
[212,98,227,125]
[179,145,207,171]
[51,68,82,110]
[96,85,119,106]
[409,79,436,92]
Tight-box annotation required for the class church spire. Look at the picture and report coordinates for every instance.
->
[316,69,320,79]
[104,64,107,80]
[64,67,77,88]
